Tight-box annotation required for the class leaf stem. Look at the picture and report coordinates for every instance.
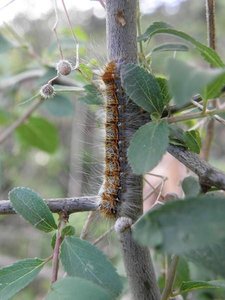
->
[161,255,179,300]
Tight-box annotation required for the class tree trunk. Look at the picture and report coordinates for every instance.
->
[105,1,160,299]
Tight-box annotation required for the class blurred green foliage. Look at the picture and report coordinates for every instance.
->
[0,0,225,299]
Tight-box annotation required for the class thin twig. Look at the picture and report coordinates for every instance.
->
[191,99,225,125]
[206,0,216,50]
[161,256,179,300]
[51,215,67,283]
[0,196,99,215]
[53,0,64,60]
[98,0,106,9]
[61,0,79,69]
[166,107,225,124]
[80,211,97,239]
[143,174,167,202]
[93,226,114,245]
[202,0,216,160]
[136,1,144,63]
[0,98,44,145]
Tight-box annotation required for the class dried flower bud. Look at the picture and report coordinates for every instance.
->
[40,83,55,99]
[56,60,72,76]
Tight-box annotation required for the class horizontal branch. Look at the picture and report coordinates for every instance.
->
[0,196,99,215]
[1,147,224,215]
[167,144,225,190]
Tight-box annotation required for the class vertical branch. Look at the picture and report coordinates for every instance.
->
[51,214,67,283]
[202,0,216,160]
[105,1,160,299]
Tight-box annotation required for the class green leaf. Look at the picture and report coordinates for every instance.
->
[128,121,169,174]
[121,64,164,114]
[138,21,172,41]
[60,236,123,297]
[179,280,225,294]
[133,194,225,255]
[186,241,225,278]
[139,21,224,67]
[46,277,114,300]
[0,34,14,54]
[79,84,103,105]
[9,187,57,232]
[16,116,59,153]
[61,225,75,237]
[183,130,201,154]
[182,176,201,197]
[152,43,189,53]
[0,258,46,300]
[156,77,171,105]
[42,94,74,117]
[167,59,225,106]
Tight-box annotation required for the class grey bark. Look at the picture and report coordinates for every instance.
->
[106,1,160,299]
[167,144,225,190]
[0,196,99,215]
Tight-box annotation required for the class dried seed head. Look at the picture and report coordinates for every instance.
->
[56,60,72,76]
[40,83,55,99]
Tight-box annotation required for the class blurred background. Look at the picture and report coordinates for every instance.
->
[0,0,225,299]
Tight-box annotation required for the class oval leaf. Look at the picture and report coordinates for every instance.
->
[128,121,169,174]
[9,187,57,232]
[133,194,225,255]
[60,236,123,297]
[181,176,201,197]
[139,21,224,67]
[46,277,114,300]
[0,258,46,300]
[121,64,165,114]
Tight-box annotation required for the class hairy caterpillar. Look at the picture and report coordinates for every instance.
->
[99,61,123,218]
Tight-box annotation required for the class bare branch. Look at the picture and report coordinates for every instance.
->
[0,196,99,215]
[167,144,225,190]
